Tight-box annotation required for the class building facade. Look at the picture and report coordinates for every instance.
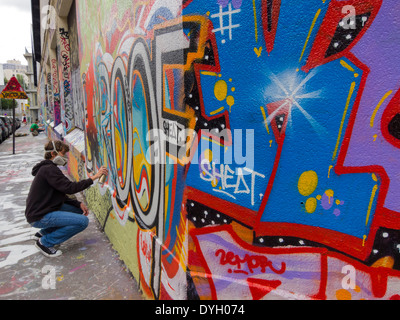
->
[0,64,4,86]
[24,48,39,122]
[2,59,29,87]
[33,0,400,300]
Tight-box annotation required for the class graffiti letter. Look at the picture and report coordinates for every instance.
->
[200,159,214,182]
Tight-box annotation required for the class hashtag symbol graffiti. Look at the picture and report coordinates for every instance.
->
[211,3,241,43]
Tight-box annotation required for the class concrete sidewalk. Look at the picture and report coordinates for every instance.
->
[0,124,143,300]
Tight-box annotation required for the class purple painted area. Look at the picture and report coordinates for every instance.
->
[333,209,341,217]
[217,0,242,9]
[321,193,334,210]
[345,0,400,211]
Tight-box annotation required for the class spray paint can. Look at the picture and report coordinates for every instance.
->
[98,174,107,185]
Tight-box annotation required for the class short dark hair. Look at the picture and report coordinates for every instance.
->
[44,140,70,160]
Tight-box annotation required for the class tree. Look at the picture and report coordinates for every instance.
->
[16,74,27,90]
[0,98,15,109]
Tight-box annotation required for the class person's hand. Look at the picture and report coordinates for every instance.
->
[80,202,89,216]
[91,166,108,180]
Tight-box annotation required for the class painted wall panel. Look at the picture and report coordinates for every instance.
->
[38,0,400,300]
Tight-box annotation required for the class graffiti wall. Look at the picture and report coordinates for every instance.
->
[57,21,75,134]
[63,0,400,300]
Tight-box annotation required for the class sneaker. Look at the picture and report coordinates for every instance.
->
[33,231,43,240]
[35,239,62,258]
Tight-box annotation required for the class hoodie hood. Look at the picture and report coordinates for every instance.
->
[32,159,55,176]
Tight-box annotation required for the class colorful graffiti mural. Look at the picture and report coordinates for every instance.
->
[37,0,400,300]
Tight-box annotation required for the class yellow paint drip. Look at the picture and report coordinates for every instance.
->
[325,189,333,197]
[210,106,225,115]
[365,184,378,226]
[227,95,235,112]
[370,90,393,128]
[340,60,355,72]
[298,170,318,196]
[305,197,317,213]
[328,165,333,178]
[332,81,356,161]
[325,189,334,204]
[214,80,228,101]
[299,9,321,63]
[260,106,270,134]
[226,95,234,107]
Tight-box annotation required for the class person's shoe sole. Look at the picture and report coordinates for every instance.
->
[35,241,62,258]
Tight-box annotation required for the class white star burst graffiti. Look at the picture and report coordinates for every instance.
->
[264,69,327,136]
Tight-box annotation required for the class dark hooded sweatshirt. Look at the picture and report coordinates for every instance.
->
[25,160,93,223]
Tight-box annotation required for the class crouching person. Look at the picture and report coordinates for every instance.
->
[25,140,108,257]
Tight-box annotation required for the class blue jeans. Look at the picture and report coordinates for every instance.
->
[31,203,89,247]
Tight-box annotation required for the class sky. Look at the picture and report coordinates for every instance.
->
[0,0,33,65]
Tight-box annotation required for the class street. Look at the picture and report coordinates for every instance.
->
[0,124,143,300]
